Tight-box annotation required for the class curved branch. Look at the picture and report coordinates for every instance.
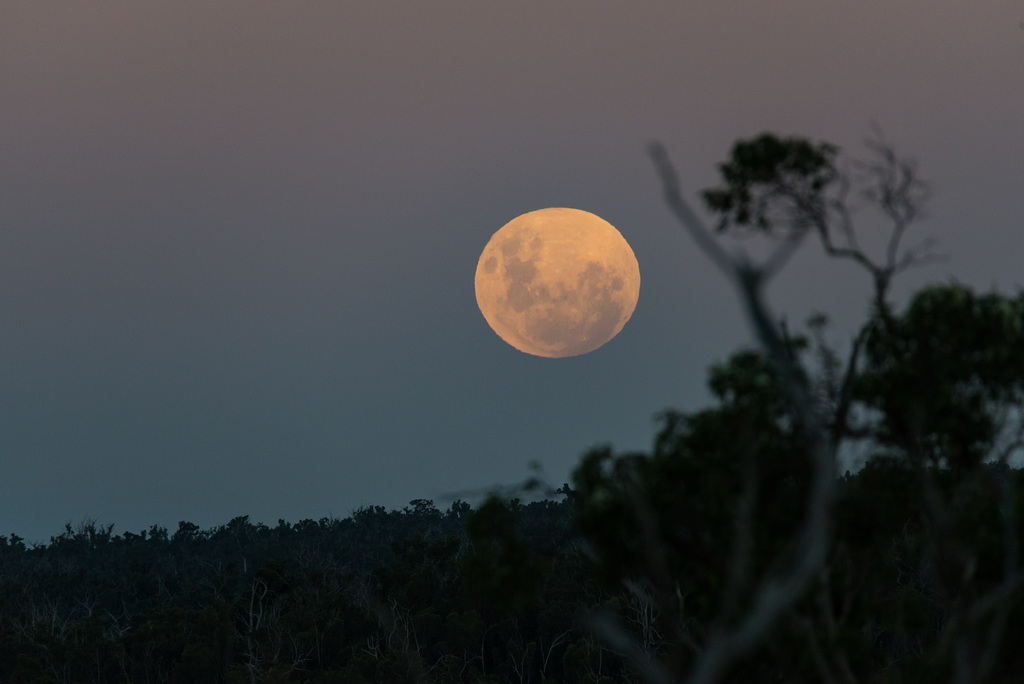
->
[650,141,838,684]
[648,142,736,277]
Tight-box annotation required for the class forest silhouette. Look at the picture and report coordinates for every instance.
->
[2,133,1023,683]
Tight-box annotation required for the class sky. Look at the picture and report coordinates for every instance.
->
[2,3,1022,543]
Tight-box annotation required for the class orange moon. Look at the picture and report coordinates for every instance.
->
[475,208,640,358]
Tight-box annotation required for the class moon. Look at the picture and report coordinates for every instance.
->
[475,208,640,358]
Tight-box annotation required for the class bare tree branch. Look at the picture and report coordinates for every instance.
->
[648,143,737,277]
[648,141,838,684]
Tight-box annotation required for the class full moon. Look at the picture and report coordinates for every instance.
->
[475,208,640,358]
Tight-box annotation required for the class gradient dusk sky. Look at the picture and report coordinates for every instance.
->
[2,3,1022,542]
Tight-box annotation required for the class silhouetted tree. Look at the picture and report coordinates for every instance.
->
[567,132,1023,683]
